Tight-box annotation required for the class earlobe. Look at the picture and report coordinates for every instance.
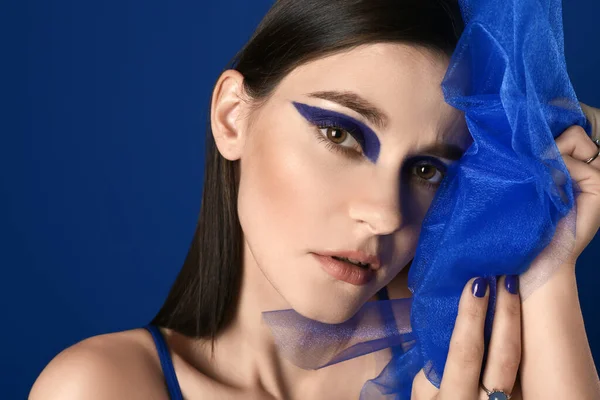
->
[210,69,248,161]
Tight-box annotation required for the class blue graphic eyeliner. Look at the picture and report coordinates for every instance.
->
[292,101,381,162]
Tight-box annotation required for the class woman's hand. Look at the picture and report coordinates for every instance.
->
[554,103,600,265]
[518,103,600,399]
[411,276,523,400]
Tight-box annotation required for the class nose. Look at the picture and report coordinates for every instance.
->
[348,171,402,236]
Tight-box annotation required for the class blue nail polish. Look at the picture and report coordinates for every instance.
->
[472,277,488,298]
[505,275,519,295]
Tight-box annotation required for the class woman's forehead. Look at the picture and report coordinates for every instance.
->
[271,43,467,142]
[282,43,448,90]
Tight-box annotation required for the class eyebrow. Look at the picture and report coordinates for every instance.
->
[306,90,389,130]
[419,142,466,161]
[305,89,468,161]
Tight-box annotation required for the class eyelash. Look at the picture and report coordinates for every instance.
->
[311,122,448,190]
[407,158,448,190]
[312,123,364,158]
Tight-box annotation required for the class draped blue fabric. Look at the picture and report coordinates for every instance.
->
[263,0,593,398]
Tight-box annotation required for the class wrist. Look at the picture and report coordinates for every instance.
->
[519,262,599,398]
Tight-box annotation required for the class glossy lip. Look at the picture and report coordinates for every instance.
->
[312,253,376,286]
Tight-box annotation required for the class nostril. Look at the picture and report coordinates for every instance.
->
[349,195,403,235]
[354,212,401,236]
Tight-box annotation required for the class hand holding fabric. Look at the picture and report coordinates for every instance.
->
[558,104,600,264]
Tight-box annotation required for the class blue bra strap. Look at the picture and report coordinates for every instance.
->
[144,324,184,400]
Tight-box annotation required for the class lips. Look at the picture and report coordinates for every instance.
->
[316,250,381,270]
[311,250,381,286]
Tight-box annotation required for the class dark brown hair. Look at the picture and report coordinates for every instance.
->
[151,0,464,340]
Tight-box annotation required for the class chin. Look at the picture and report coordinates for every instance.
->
[287,289,371,324]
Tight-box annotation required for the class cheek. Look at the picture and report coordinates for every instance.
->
[402,188,435,225]
[379,186,437,271]
[376,226,420,277]
[236,120,336,256]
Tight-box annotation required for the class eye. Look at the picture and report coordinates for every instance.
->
[318,125,362,152]
[291,102,376,160]
[414,164,441,182]
[409,158,448,188]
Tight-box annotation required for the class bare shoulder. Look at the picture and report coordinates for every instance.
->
[29,328,168,400]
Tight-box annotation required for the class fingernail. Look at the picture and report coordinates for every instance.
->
[505,275,519,295]
[472,277,488,298]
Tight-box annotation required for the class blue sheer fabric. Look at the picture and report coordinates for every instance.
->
[263,0,592,398]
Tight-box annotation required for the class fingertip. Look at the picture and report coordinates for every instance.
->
[470,277,489,298]
[581,103,599,138]
[504,274,520,296]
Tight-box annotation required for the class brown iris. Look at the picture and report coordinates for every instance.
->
[325,127,348,144]
[416,164,437,180]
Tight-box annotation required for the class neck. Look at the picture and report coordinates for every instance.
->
[208,240,311,398]
[186,240,385,399]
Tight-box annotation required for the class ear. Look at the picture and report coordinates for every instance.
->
[210,69,249,161]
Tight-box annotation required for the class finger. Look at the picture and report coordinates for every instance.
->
[562,154,600,192]
[411,369,439,399]
[562,154,600,241]
[480,275,521,399]
[438,277,490,400]
[555,125,600,169]
[580,103,599,140]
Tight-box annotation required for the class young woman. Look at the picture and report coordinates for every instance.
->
[30,0,600,399]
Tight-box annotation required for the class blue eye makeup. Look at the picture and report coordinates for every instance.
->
[292,100,453,190]
[292,101,381,162]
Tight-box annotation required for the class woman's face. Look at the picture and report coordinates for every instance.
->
[234,43,471,323]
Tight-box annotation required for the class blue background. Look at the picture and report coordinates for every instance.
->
[2,1,598,398]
